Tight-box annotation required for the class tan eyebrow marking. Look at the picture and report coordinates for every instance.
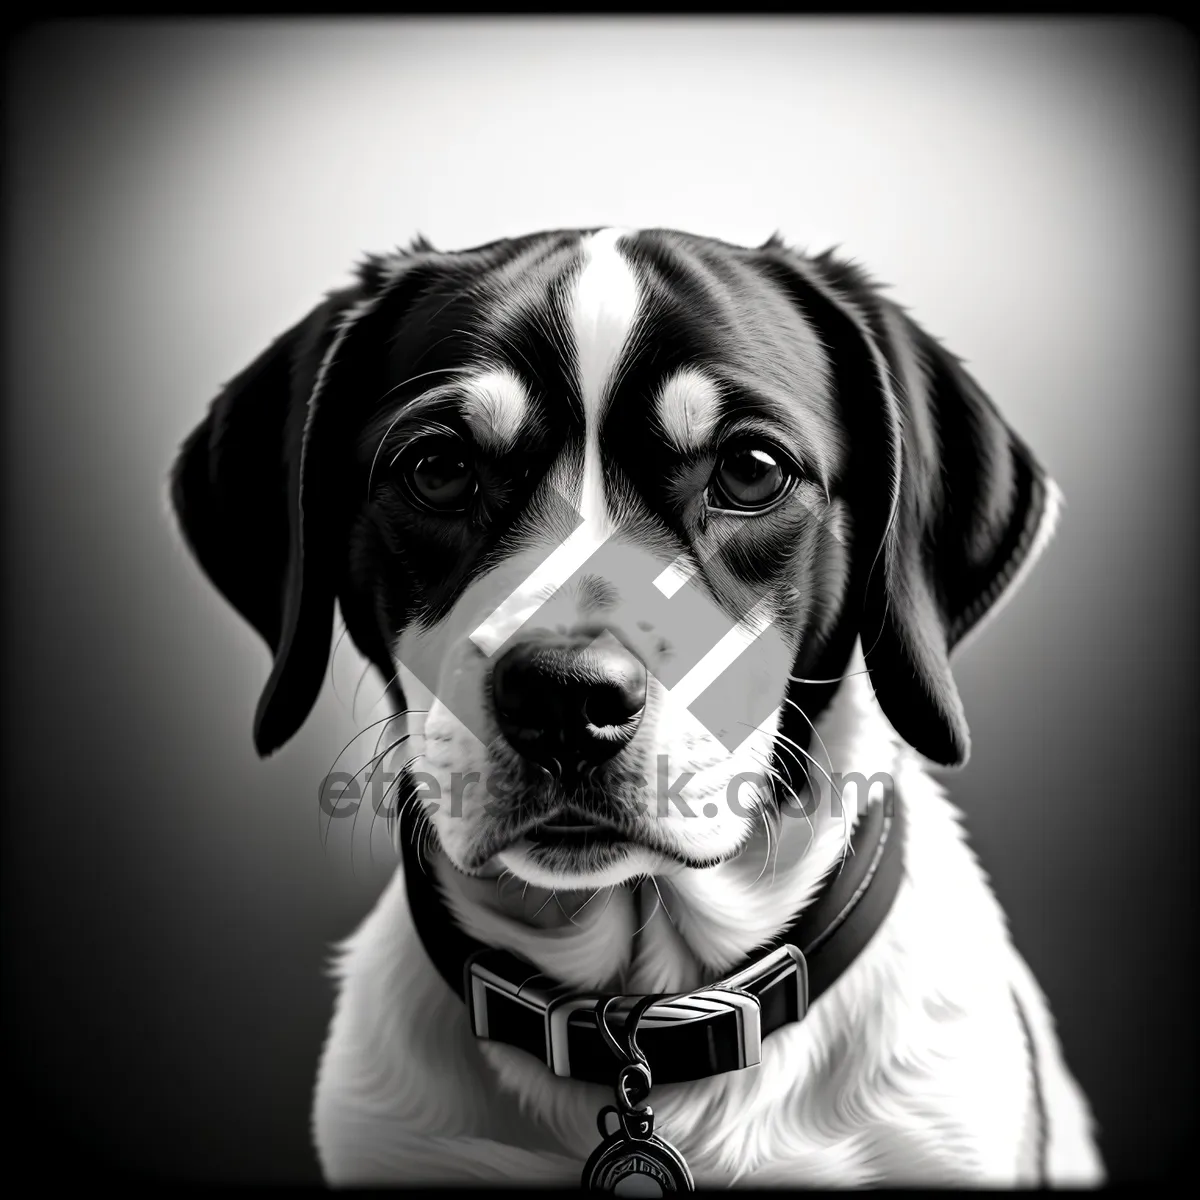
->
[460,367,531,451]
[657,367,723,452]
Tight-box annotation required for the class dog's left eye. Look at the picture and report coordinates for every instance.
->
[708,440,798,513]
[400,438,477,513]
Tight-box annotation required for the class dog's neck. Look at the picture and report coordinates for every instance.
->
[426,646,900,997]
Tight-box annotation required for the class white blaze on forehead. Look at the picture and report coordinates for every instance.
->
[460,367,530,452]
[469,228,643,656]
[570,227,642,528]
[570,228,642,426]
[657,367,723,453]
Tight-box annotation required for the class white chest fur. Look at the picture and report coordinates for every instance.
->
[310,664,1103,1187]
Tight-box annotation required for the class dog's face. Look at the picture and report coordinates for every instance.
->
[372,229,851,887]
[172,227,1057,890]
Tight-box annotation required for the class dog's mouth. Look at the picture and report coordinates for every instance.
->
[522,808,629,853]
[462,803,639,872]
[463,801,742,878]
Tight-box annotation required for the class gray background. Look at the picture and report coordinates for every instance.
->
[3,18,1195,1183]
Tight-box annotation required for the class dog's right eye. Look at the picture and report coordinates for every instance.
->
[399,438,477,513]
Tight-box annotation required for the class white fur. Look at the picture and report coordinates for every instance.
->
[570,228,641,434]
[657,366,723,453]
[461,366,530,452]
[312,646,1104,1187]
[569,226,639,535]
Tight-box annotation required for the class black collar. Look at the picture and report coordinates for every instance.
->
[398,786,905,1088]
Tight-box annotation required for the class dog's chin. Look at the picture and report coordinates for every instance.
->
[493,834,665,890]
[453,816,746,889]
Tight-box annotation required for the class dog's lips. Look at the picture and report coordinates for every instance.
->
[467,806,638,869]
[524,811,627,851]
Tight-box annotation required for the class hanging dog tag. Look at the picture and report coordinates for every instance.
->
[582,1003,695,1195]
[582,1102,694,1194]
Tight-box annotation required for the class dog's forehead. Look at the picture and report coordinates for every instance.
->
[380,228,838,464]
[603,229,838,465]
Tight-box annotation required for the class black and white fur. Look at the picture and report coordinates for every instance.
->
[171,227,1103,1186]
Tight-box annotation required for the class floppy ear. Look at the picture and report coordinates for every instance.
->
[170,286,367,756]
[172,237,514,756]
[757,242,1060,767]
[853,282,1062,768]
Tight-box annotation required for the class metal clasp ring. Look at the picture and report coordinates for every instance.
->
[597,994,658,1113]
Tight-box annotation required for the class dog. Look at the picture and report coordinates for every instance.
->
[171,227,1104,1188]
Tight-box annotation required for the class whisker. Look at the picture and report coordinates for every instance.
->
[384,748,427,844]
[781,696,837,807]
[569,886,605,921]
[395,792,435,877]
[354,739,414,874]
[751,803,774,887]
[768,727,838,797]
[597,885,618,925]
[631,885,662,939]
[736,721,834,829]
[552,892,577,925]
[326,733,411,850]
[775,736,851,865]
[649,877,678,932]
[767,763,811,848]
[748,744,816,847]
[378,752,421,829]
[323,709,425,784]
[776,771,817,844]
[764,730,817,808]
[786,667,872,686]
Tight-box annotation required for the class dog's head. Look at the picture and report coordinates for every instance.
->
[171,228,1057,889]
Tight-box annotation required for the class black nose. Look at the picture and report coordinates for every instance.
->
[491,634,647,774]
